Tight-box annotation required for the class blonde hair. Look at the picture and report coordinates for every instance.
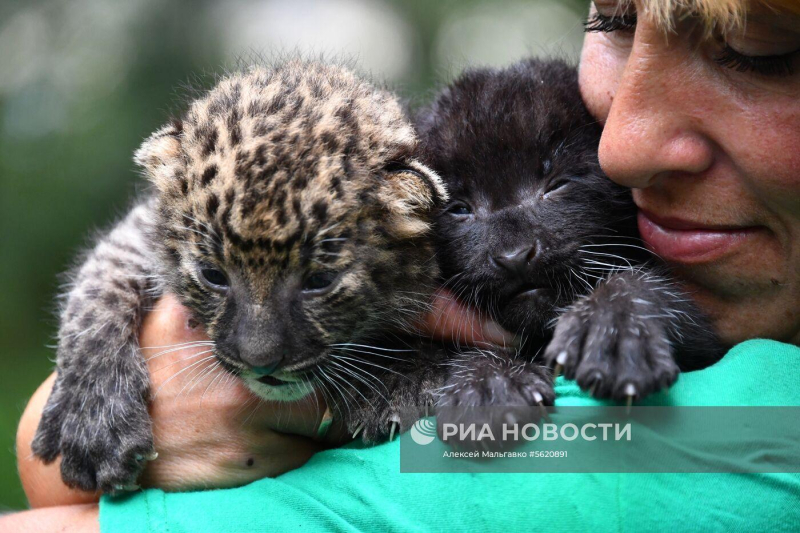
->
[627,0,800,33]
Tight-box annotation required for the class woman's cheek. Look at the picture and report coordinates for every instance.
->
[579,33,625,125]
[740,106,800,213]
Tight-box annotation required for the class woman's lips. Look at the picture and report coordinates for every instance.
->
[637,210,759,264]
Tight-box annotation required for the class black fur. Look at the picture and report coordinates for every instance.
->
[417,58,725,427]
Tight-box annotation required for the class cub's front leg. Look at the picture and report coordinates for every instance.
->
[32,201,162,492]
[436,350,554,450]
[544,268,724,401]
[339,348,449,443]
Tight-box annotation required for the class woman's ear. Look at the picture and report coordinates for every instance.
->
[378,160,448,238]
[133,120,184,193]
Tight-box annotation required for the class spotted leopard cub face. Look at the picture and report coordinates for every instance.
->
[135,61,446,400]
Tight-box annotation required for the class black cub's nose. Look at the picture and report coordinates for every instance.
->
[491,245,537,276]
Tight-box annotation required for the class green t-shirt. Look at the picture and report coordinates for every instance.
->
[101,340,800,532]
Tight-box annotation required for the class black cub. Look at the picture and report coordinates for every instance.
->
[417,58,724,429]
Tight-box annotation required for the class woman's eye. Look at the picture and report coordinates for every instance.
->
[303,271,339,293]
[584,11,637,35]
[447,202,473,216]
[714,46,797,77]
[586,3,798,79]
[200,267,229,289]
[712,17,800,77]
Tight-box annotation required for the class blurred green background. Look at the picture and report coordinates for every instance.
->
[0,0,587,510]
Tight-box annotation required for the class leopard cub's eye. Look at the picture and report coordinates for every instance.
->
[446,202,473,216]
[302,271,339,294]
[384,161,424,178]
[200,267,229,290]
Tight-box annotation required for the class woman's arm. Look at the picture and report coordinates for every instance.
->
[18,291,502,507]
[17,374,99,507]
[17,295,342,508]
[0,505,99,533]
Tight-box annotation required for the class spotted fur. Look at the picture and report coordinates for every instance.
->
[33,59,450,492]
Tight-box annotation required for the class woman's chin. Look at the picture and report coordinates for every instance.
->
[669,263,799,346]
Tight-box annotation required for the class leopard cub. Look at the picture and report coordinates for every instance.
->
[33,59,450,492]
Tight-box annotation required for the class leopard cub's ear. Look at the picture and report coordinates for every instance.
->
[133,120,185,194]
[378,160,449,238]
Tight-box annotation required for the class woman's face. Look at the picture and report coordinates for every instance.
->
[579,1,800,345]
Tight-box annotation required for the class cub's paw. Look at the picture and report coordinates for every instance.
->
[32,369,155,493]
[346,402,424,444]
[341,358,444,444]
[436,353,554,450]
[544,278,680,402]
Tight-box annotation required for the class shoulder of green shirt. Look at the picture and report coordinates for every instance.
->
[100,339,800,533]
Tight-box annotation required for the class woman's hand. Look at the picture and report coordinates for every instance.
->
[18,290,507,507]
[18,295,345,507]
[416,288,517,347]
[136,295,345,491]
[18,374,99,508]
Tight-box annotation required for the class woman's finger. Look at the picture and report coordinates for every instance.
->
[416,289,517,347]
[140,294,330,437]
[137,295,349,490]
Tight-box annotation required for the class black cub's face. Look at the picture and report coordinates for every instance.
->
[417,59,635,335]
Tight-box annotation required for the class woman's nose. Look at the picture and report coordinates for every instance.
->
[597,27,715,189]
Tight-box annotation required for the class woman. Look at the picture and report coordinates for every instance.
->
[7,0,800,530]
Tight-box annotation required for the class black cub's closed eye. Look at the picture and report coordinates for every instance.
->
[544,180,571,197]
[303,271,339,293]
[200,267,229,289]
[446,202,473,216]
